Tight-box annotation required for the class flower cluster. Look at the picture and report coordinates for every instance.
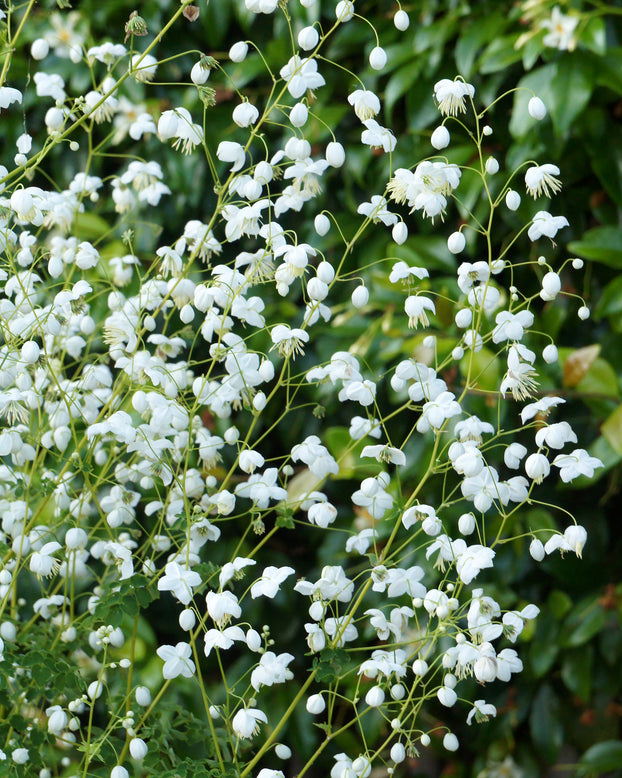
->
[0,3,601,778]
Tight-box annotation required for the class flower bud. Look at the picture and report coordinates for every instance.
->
[540,271,561,301]
[525,453,550,483]
[443,733,459,752]
[190,61,210,85]
[306,693,325,714]
[31,38,50,60]
[391,742,406,763]
[394,10,410,30]
[275,744,292,759]
[392,221,408,245]
[179,609,196,631]
[290,102,308,127]
[326,141,346,167]
[298,26,319,51]
[431,125,450,149]
[505,189,521,210]
[129,738,148,760]
[21,341,40,363]
[369,46,387,70]
[543,344,558,363]
[485,156,499,175]
[233,102,259,127]
[447,231,465,254]
[316,261,335,284]
[314,214,330,235]
[528,96,547,120]
[458,513,476,535]
[307,277,328,301]
[365,685,385,707]
[578,306,590,320]
[135,686,151,706]
[351,285,369,308]
[336,1,354,22]
[437,687,457,707]
[229,41,248,62]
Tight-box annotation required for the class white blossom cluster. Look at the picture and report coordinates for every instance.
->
[0,2,602,777]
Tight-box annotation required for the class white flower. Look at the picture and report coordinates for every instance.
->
[528,211,569,242]
[404,296,435,328]
[250,566,295,598]
[361,445,406,466]
[416,391,461,433]
[279,55,325,98]
[540,7,579,50]
[552,449,603,482]
[361,119,396,152]
[525,164,562,198]
[467,699,497,725]
[271,324,309,358]
[156,642,195,679]
[500,346,538,401]
[434,78,475,116]
[233,102,259,127]
[348,89,380,120]
[0,86,23,110]
[535,421,577,449]
[203,626,246,656]
[217,141,246,172]
[206,591,242,627]
[232,707,267,738]
[250,651,294,690]
[357,195,397,225]
[157,562,201,605]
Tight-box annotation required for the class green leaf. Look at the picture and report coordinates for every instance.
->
[455,12,508,78]
[581,16,606,55]
[479,35,523,74]
[315,648,349,683]
[385,61,422,120]
[595,48,622,94]
[561,600,606,648]
[548,590,572,620]
[577,741,622,775]
[529,684,563,763]
[568,227,622,268]
[561,646,592,701]
[601,405,622,455]
[72,212,110,241]
[594,276,622,320]
[548,54,594,135]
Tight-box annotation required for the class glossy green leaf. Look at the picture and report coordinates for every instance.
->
[577,741,622,774]
[561,646,592,701]
[601,404,622,455]
[549,54,594,135]
[529,684,563,763]
[595,48,622,94]
[455,12,508,78]
[568,227,622,268]
[594,276,622,320]
[561,601,606,648]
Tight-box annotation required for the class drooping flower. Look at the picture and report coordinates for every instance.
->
[434,78,475,116]
[525,164,562,198]
[231,707,268,739]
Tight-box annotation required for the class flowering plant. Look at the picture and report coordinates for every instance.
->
[0,1,609,777]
